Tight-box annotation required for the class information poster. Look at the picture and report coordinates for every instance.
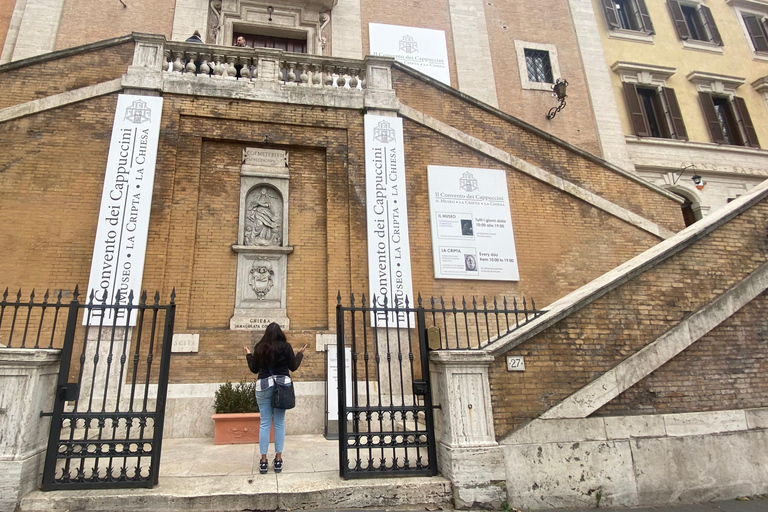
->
[85,94,163,325]
[364,115,415,324]
[369,23,450,86]
[428,166,519,281]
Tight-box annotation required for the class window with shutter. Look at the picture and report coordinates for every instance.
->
[743,14,768,52]
[733,97,760,148]
[668,0,691,39]
[603,0,654,34]
[624,83,651,137]
[662,87,688,140]
[622,83,682,140]
[699,6,722,45]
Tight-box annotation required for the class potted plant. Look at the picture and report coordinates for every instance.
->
[211,381,273,445]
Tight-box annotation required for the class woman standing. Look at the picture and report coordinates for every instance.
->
[244,322,307,474]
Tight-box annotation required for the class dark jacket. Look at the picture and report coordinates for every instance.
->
[246,341,303,380]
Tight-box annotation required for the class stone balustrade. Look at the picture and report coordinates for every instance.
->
[164,41,366,90]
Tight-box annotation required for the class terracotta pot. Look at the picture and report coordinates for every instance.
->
[212,413,275,445]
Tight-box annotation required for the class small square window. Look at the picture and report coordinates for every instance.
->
[524,49,553,84]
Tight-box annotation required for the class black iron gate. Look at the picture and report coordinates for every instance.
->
[335,293,437,478]
[335,292,544,478]
[1,286,179,490]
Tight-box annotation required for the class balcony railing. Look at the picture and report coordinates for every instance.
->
[164,41,366,90]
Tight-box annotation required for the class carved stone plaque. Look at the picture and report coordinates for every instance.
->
[243,148,287,168]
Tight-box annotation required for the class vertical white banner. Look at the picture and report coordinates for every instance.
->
[85,94,163,325]
[364,115,415,325]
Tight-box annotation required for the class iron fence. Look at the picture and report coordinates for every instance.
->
[0,288,69,349]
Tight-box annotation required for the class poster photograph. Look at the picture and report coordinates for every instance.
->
[369,23,450,86]
[427,166,519,281]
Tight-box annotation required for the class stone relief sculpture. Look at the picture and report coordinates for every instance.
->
[208,0,223,44]
[244,187,282,246]
[248,259,275,299]
[231,149,291,330]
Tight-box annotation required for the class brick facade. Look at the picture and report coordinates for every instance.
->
[0,41,134,109]
[0,42,688,388]
[490,199,768,439]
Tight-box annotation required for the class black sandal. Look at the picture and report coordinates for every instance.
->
[273,458,283,473]
[259,459,268,474]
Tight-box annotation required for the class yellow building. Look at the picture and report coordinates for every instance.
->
[578,0,768,221]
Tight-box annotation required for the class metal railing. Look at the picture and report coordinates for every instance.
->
[338,292,545,351]
[0,288,69,349]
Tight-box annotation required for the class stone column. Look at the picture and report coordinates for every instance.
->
[0,349,60,512]
[429,350,506,509]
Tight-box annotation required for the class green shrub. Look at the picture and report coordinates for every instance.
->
[213,381,258,414]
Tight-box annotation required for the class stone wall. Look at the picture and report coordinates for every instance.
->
[501,409,768,509]
[490,196,768,438]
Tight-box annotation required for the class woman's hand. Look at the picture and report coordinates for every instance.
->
[298,344,308,353]
[243,345,251,354]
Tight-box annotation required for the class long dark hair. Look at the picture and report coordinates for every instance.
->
[253,322,286,366]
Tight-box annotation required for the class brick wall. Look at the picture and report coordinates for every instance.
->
[0,41,134,110]
[392,68,685,235]
[0,0,14,60]
[0,44,689,386]
[55,1,174,51]
[483,0,601,155]
[490,199,768,439]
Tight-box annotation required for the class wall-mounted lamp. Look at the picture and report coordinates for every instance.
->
[267,5,274,21]
[691,174,705,190]
[546,78,568,120]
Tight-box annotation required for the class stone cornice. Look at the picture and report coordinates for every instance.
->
[687,71,746,94]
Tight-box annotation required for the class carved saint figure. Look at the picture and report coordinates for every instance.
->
[249,260,275,299]
[245,187,281,246]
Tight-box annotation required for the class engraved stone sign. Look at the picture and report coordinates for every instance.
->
[172,334,199,353]
[243,148,287,168]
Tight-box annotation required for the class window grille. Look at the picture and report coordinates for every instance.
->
[524,49,553,84]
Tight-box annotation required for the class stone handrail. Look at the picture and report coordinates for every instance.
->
[164,41,366,89]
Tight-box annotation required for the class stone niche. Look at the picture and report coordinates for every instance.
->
[230,148,293,330]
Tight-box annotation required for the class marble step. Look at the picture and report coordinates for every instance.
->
[19,473,453,512]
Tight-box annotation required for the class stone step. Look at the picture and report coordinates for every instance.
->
[20,473,452,512]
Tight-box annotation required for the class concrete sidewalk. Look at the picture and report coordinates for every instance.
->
[19,435,452,512]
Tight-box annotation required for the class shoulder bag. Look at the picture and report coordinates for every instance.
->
[269,368,295,410]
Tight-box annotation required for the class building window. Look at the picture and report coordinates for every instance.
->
[524,49,553,83]
[623,83,688,140]
[601,0,655,34]
[514,41,561,91]
[667,0,723,45]
[699,92,760,147]
[741,13,768,52]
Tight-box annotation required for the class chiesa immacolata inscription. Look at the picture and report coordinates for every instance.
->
[230,148,292,330]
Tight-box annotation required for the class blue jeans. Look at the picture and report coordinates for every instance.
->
[255,386,286,456]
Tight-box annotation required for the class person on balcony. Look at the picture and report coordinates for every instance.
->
[185,30,203,43]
